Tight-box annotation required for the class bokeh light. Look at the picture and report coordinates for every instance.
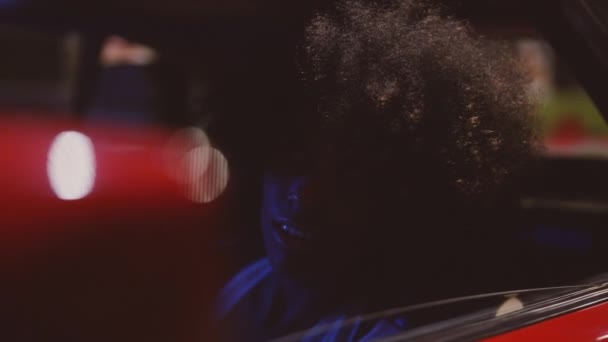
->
[47,131,96,200]
[186,148,230,203]
[164,127,211,183]
[164,127,229,203]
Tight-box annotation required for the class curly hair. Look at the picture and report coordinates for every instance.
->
[296,0,538,208]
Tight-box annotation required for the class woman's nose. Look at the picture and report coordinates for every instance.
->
[287,192,301,213]
[286,176,317,215]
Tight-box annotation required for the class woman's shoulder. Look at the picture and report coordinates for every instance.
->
[216,258,273,320]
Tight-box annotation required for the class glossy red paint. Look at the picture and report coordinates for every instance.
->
[0,116,221,259]
[483,301,608,342]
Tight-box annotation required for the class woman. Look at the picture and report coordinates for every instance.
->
[216,0,537,340]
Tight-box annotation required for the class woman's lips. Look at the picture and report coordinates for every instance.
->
[272,218,319,250]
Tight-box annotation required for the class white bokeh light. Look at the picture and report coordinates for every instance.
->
[47,131,96,200]
[186,148,230,203]
[164,127,230,203]
[164,127,211,184]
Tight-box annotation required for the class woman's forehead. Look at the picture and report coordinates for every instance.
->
[267,143,335,175]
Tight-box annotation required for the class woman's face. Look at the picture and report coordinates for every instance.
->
[259,159,374,282]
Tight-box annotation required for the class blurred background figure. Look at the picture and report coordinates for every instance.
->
[84,35,158,124]
[516,38,607,149]
[517,39,555,100]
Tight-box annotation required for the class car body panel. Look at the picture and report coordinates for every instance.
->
[484,301,608,342]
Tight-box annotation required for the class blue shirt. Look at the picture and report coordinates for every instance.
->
[216,258,407,341]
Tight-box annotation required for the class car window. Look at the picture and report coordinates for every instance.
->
[581,0,608,29]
